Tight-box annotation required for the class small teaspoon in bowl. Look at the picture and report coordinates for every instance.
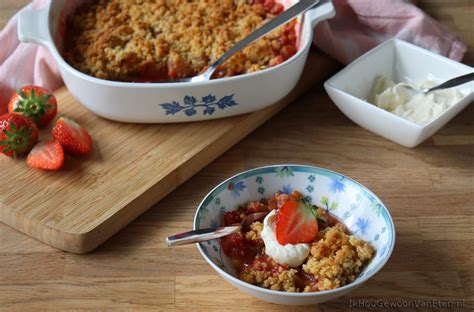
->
[402,72,474,94]
[161,0,321,83]
[166,211,268,247]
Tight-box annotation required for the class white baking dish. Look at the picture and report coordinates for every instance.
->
[17,0,335,123]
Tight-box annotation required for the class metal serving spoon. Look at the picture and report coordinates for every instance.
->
[166,211,268,247]
[402,72,474,94]
[163,0,321,83]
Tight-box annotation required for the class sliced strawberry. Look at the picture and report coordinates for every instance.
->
[275,199,318,245]
[0,113,39,158]
[53,117,92,156]
[8,86,58,127]
[26,141,64,171]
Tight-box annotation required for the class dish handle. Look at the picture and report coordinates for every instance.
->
[306,0,336,28]
[17,6,51,48]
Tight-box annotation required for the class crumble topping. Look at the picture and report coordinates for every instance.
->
[63,0,297,82]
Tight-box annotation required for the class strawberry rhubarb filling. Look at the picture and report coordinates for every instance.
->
[221,191,375,292]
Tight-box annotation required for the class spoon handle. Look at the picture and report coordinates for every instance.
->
[426,72,474,93]
[204,0,320,79]
[166,226,240,247]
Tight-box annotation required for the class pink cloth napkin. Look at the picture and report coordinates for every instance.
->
[0,0,61,114]
[0,0,468,113]
[313,0,467,65]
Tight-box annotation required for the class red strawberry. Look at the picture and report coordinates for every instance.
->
[275,199,318,245]
[0,113,39,158]
[8,86,58,127]
[52,117,92,156]
[26,141,64,171]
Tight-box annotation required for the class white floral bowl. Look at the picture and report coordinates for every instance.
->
[194,165,395,305]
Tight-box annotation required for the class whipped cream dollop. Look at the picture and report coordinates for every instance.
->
[261,209,310,267]
[369,75,464,126]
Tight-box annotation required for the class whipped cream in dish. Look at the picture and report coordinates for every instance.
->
[369,75,464,126]
[261,209,310,267]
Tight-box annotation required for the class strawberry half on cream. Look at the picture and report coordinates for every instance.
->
[261,209,311,267]
[261,199,319,267]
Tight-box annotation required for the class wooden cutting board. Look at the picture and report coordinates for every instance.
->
[0,49,339,253]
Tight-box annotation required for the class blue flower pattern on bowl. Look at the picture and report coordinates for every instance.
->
[195,165,395,282]
[160,94,238,116]
[329,177,346,193]
[355,217,370,236]
[279,184,293,195]
[228,181,246,198]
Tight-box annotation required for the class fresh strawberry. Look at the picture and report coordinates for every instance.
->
[0,113,39,158]
[26,140,64,171]
[52,117,92,156]
[8,86,58,127]
[275,199,318,245]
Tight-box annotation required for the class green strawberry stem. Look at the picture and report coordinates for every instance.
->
[15,89,52,123]
[1,121,33,158]
[301,198,328,226]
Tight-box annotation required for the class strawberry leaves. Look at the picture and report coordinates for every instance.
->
[15,89,52,123]
[302,197,328,228]
[0,114,39,158]
[2,86,92,170]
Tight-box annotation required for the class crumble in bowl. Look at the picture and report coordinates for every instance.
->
[221,191,374,293]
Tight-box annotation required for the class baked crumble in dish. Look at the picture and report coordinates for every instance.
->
[63,0,298,82]
[221,190,374,292]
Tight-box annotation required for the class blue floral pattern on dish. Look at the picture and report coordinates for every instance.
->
[194,165,395,284]
[279,184,293,195]
[372,202,383,217]
[355,217,370,236]
[228,181,246,198]
[160,94,238,116]
[329,177,346,193]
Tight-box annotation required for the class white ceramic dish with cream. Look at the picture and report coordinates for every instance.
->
[194,165,395,305]
[17,0,335,123]
[324,39,473,148]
